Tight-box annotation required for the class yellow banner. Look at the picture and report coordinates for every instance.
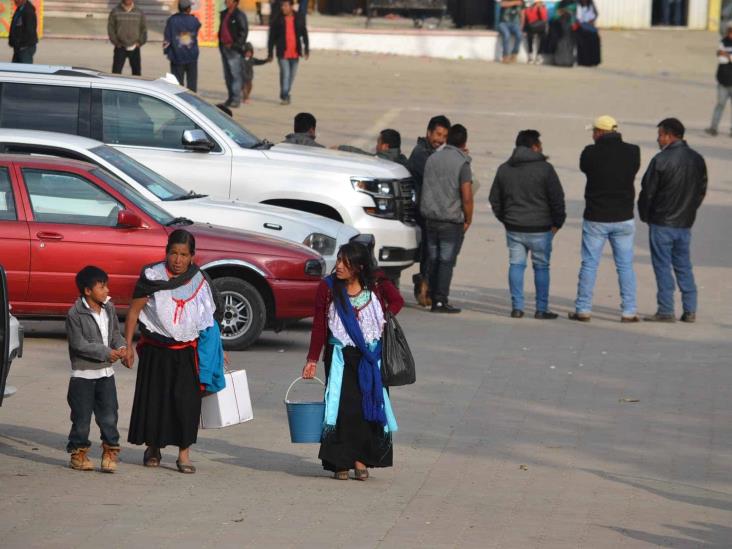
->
[188,0,223,47]
[0,0,44,39]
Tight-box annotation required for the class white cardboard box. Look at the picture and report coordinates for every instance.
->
[200,369,254,429]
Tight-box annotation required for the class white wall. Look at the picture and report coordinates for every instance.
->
[594,0,653,29]
[688,0,710,29]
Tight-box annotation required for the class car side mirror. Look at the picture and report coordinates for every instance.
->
[117,210,144,228]
[182,129,215,152]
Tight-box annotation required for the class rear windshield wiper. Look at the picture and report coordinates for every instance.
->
[166,216,194,226]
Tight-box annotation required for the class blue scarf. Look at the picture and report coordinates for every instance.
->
[325,276,387,426]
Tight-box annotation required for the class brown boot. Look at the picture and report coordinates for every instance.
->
[416,279,432,308]
[101,443,120,473]
[69,447,94,471]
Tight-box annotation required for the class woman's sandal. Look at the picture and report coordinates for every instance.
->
[176,459,196,474]
[334,470,349,480]
[354,468,369,481]
[143,447,161,468]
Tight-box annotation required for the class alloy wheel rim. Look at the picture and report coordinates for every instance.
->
[220,291,252,340]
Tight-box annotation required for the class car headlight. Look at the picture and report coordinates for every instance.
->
[305,258,325,277]
[351,178,397,219]
[303,233,337,256]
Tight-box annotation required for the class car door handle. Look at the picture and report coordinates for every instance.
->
[36,231,64,241]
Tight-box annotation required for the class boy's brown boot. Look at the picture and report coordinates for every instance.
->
[100,443,120,473]
[69,448,94,471]
[416,279,432,308]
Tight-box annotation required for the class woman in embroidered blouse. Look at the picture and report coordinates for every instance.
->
[124,229,218,474]
[303,243,404,480]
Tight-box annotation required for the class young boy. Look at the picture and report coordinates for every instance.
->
[65,266,129,473]
[241,42,268,104]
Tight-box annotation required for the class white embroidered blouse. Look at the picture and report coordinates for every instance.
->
[328,290,385,346]
[139,263,216,342]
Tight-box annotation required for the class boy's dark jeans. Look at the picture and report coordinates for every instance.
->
[67,376,120,452]
[170,62,198,92]
[425,220,465,304]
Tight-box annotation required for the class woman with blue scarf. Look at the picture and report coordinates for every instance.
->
[303,243,404,480]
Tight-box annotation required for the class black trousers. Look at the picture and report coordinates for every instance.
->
[67,375,120,452]
[112,47,141,76]
[170,62,198,92]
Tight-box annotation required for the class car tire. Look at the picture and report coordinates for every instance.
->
[212,277,266,351]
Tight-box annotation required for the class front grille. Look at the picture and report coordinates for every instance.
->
[395,178,417,224]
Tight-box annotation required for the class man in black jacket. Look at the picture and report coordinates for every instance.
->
[407,115,451,307]
[219,0,249,108]
[569,115,641,323]
[267,0,308,105]
[490,130,565,319]
[639,118,707,323]
[9,0,38,64]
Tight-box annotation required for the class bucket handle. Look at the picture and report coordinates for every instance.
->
[285,376,324,403]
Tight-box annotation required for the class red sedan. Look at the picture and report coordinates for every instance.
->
[0,155,324,350]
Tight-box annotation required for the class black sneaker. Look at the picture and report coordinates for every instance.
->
[534,311,558,320]
[643,313,676,323]
[431,302,461,314]
[704,127,718,136]
[510,309,524,318]
[680,312,696,323]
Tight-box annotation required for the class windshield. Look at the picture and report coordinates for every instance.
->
[90,145,189,201]
[92,168,175,226]
[177,91,260,148]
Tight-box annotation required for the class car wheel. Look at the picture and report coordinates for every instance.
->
[212,277,266,351]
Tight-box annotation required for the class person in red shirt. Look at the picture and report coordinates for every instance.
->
[523,1,548,64]
[267,0,309,105]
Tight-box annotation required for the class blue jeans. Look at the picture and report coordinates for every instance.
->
[575,219,637,316]
[425,220,464,303]
[220,46,243,106]
[278,58,299,101]
[710,84,732,133]
[649,224,697,315]
[67,376,120,452]
[661,0,683,26]
[506,231,553,312]
[498,22,522,56]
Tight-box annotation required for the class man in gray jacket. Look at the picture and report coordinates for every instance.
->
[283,112,324,147]
[420,124,474,313]
[108,0,148,76]
[489,130,566,319]
[66,266,128,473]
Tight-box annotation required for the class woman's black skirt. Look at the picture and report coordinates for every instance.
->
[319,345,393,472]
[128,344,201,449]
[576,28,601,66]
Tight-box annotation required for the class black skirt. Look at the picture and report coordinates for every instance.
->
[576,27,601,66]
[319,345,393,472]
[128,343,201,449]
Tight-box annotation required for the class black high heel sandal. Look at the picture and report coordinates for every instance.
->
[143,447,161,467]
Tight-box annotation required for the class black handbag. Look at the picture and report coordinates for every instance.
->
[381,312,416,386]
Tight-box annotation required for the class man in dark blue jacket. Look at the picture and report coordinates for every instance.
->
[164,0,201,92]
[9,0,38,64]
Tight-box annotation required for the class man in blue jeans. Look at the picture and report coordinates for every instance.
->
[420,124,474,313]
[489,129,566,319]
[267,0,309,105]
[498,0,525,63]
[639,118,707,323]
[570,115,642,322]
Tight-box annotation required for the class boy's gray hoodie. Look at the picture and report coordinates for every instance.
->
[66,297,125,371]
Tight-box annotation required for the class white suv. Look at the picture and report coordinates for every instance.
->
[1,266,22,405]
[0,64,419,278]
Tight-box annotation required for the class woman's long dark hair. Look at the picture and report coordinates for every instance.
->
[166,229,196,255]
[331,243,376,310]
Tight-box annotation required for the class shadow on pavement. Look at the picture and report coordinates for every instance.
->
[602,521,732,548]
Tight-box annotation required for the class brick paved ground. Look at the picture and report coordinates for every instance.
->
[1,30,731,548]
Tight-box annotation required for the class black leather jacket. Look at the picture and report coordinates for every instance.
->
[638,140,707,228]
[218,8,248,53]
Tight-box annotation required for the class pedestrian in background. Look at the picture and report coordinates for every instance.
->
[9,0,37,64]
[575,0,601,67]
[65,266,128,473]
[660,0,684,26]
[639,118,707,323]
[569,115,641,323]
[338,129,409,167]
[218,0,249,109]
[546,0,576,67]
[523,0,548,64]
[267,0,309,105]
[163,0,201,92]
[302,243,404,481]
[283,112,324,147]
[705,22,732,137]
[241,42,269,104]
[108,0,147,76]
[498,0,525,64]
[420,124,474,314]
[489,130,565,319]
[407,115,451,308]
